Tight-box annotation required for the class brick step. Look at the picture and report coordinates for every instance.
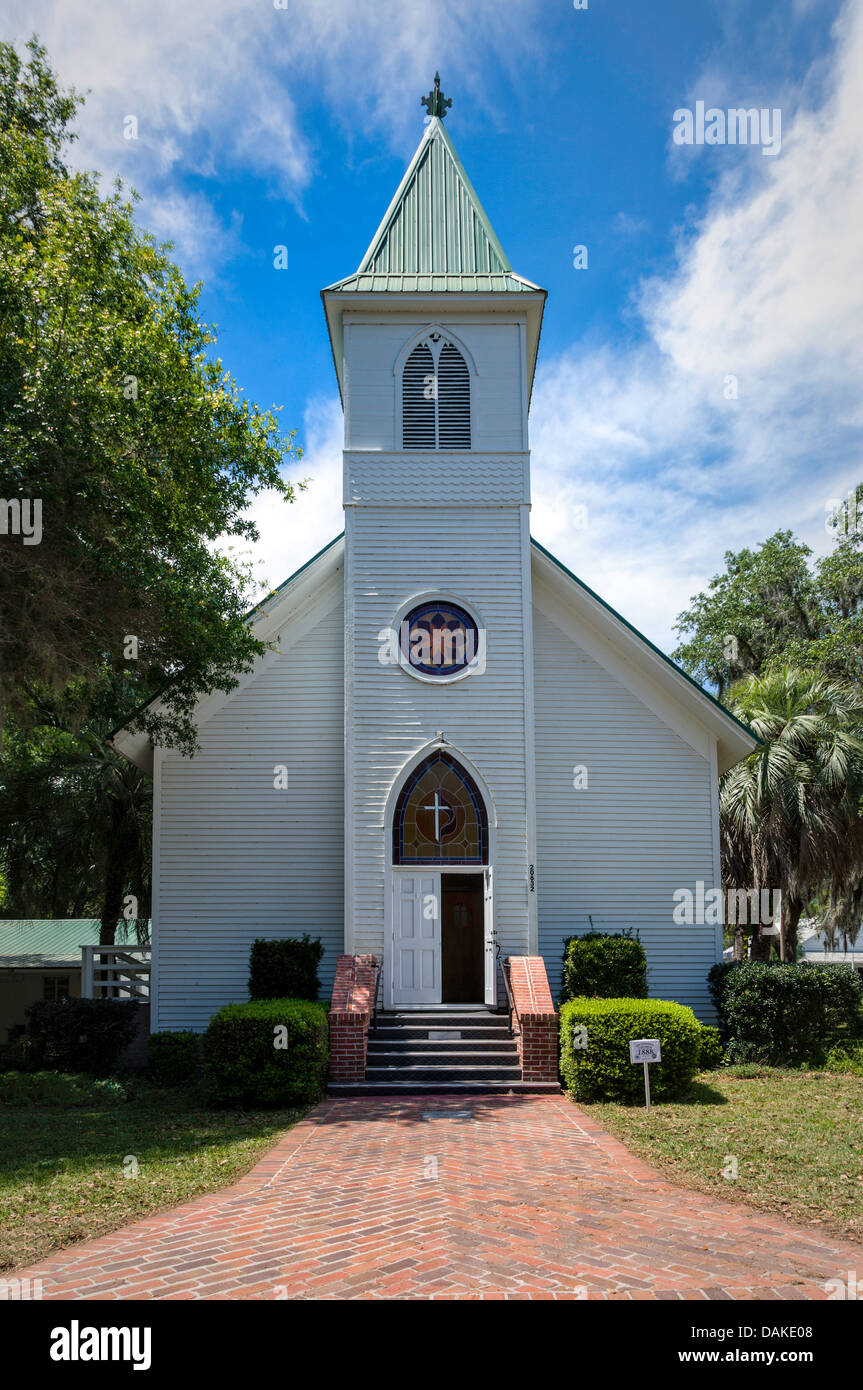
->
[365,1063,523,1082]
[367,1051,519,1068]
[377,1011,508,1029]
[379,1011,506,1018]
[371,1031,513,1047]
[367,1037,516,1054]
[328,1080,562,1096]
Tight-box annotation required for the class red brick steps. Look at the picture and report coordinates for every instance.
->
[330,1007,560,1095]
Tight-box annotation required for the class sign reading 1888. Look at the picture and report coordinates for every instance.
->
[629,1038,661,1111]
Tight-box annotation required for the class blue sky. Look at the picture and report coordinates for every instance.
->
[8,0,863,653]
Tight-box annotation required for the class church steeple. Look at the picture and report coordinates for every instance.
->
[329,99,534,285]
[321,91,546,402]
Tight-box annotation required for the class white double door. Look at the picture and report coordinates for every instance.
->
[391,868,494,1007]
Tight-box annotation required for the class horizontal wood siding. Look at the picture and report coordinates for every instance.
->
[346,501,532,972]
[155,582,345,1031]
[345,320,524,452]
[532,600,721,1019]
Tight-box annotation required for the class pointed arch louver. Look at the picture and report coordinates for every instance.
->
[402,334,471,449]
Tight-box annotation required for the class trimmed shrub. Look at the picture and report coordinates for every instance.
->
[203,998,328,1107]
[248,936,323,1001]
[560,997,702,1102]
[0,1070,127,1106]
[708,960,863,1065]
[147,1031,200,1087]
[707,960,735,1025]
[25,999,140,1076]
[560,932,648,1004]
[818,963,863,1035]
[697,1024,724,1071]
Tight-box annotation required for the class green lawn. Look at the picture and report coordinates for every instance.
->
[588,1067,863,1242]
[0,1077,308,1271]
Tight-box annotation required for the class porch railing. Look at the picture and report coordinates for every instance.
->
[81,945,151,1001]
[371,957,382,1031]
[500,953,515,1036]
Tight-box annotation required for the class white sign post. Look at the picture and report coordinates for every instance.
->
[629,1038,661,1111]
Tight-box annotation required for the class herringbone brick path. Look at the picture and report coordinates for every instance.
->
[9,1095,858,1299]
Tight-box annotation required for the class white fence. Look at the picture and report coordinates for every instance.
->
[81,945,151,1000]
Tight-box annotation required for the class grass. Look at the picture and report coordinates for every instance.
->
[587,1067,863,1243]
[0,1075,308,1271]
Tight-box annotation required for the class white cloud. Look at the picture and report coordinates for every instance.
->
[531,0,863,653]
[143,195,244,283]
[233,395,343,599]
[7,0,540,267]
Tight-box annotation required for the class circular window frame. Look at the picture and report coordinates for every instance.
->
[390,592,486,686]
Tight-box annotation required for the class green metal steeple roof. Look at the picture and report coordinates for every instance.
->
[321,78,547,402]
[324,115,542,295]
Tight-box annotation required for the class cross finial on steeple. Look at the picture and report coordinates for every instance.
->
[420,71,452,120]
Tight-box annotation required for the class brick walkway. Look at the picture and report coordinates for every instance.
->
[11,1095,858,1299]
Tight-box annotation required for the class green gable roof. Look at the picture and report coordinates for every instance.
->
[324,117,543,295]
[0,920,150,968]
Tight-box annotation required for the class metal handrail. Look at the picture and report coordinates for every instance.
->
[499,949,516,1037]
[371,956,382,1031]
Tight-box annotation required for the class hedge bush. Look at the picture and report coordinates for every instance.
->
[25,999,140,1076]
[147,1031,200,1087]
[560,997,703,1101]
[697,1024,724,1071]
[0,1070,128,1106]
[248,936,323,1001]
[708,960,863,1065]
[560,932,647,1004]
[203,998,328,1107]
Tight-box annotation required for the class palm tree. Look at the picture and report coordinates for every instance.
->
[721,668,863,958]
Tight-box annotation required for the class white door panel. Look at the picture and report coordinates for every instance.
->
[393,873,441,1005]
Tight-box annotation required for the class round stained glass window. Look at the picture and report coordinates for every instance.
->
[399,601,481,678]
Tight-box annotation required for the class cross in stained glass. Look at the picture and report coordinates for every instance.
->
[424,791,448,841]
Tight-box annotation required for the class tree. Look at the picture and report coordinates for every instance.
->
[720,669,863,959]
[0,38,302,755]
[0,681,152,943]
[673,513,863,697]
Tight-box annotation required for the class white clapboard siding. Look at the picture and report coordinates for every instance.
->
[154,581,345,1031]
[532,602,721,1019]
[345,319,524,452]
[343,310,534,989]
[345,501,532,971]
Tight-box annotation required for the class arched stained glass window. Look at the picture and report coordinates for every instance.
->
[393,752,488,865]
[402,332,471,450]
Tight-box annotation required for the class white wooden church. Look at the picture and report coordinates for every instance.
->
[115,79,755,1052]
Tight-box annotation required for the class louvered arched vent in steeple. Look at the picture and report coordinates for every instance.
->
[402,333,471,450]
[437,344,470,449]
[402,343,437,449]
